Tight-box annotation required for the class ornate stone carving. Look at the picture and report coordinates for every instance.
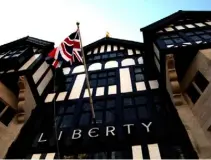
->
[16,76,26,123]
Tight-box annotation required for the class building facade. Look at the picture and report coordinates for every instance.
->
[1,10,211,159]
[141,10,211,158]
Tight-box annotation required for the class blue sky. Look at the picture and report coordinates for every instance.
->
[0,0,211,46]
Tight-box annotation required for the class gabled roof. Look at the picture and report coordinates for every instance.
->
[140,10,211,32]
[0,36,54,52]
[84,37,143,51]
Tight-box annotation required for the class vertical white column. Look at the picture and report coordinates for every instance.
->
[132,145,143,159]
[148,144,161,159]
[68,74,86,99]
[120,68,133,93]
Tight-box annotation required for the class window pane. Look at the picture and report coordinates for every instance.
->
[102,54,108,59]
[0,101,5,113]
[82,102,90,111]
[95,112,103,124]
[98,79,106,86]
[79,113,90,126]
[95,101,105,110]
[110,53,116,58]
[171,34,179,38]
[65,83,72,90]
[108,77,115,85]
[55,116,61,128]
[173,38,185,43]
[195,31,204,35]
[90,80,97,87]
[94,55,101,60]
[60,115,73,128]
[137,107,149,119]
[164,39,173,45]
[0,107,15,126]
[200,34,211,40]
[107,99,115,108]
[106,110,115,123]
[205,30,211,33]
[194,72,209,92]
[134,68,142,73]
[123,98,133,106]
[98,72,107,78]
[134,96,147,105]
[58,106,65,114]
[135,73,144,81]
[90,74,97,79]
[124,108,136,122]
[187,83,200,103]
[66,77,72,82]
[117,52,124,57]
[66,105,75,113]
[190,36,201,41]
[108,71,115,77]
[185,32,194,36]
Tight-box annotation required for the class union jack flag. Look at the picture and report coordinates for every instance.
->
[47,29,83,68]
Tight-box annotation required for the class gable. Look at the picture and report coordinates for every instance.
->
[141,10,211,33]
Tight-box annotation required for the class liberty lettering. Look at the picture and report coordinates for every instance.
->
[106,126,115,136]
[88,128,99,137]
[37,123,153,143]
[72,129,82,139]
[142,122,152,132]
[123,124,134,134]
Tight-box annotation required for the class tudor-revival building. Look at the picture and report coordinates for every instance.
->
[0,36,54,158]
[1,10,211,159]
[141,10,211,158]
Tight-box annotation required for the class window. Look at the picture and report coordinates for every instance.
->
[102,54,108,59]
[134,67,145,82]
[137,107,148,119]
[89,71,116,88]
[110,53,116,58]
[194,72,209,92]
[134,96,147,105]
[164,39,173,45]
[105,110,115,123]
[200,34,211,40]
[123,98,133,107]
[105,61,118,69]
[106,99,115,109]
[173,38,185,43]
[94,55,101,60]
[0,100,16,126]
[186,71,208,104]
[195,31,204,35]
[72,65,85,74]
[190,36,201,41]
[88,63,102,71]
[187,83,200,104]
[60,115,73,128]
[135,74,144,81]
[121,58,135,66]
[185,32,194,36]
[124,108,136,122]
[79,113,90,126]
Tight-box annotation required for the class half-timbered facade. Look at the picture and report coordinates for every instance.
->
[0,36,54,158]
[3,10,211,159]
[4,36,197,159]
[141,10,211,158]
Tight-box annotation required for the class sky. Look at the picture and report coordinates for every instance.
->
[0,0,211,47]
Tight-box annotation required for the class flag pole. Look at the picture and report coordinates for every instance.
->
[76,22,96,124]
